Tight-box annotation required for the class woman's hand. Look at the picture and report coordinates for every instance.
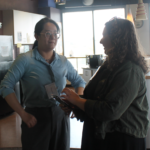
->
[61,88,80,105]
[61,88,81,106]
[61,88,87,111]
[21,112,37,128]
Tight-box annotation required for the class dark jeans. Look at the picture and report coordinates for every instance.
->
[94,131,146,150]
[82,130,146,150]
[21,106,70,150]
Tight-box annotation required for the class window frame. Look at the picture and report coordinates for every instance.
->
[61,6,126,73]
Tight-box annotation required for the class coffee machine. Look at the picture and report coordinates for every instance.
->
[86,54,104,68]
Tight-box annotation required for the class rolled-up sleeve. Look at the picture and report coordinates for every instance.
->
[66,60,86,88]
[84,68,141,122]
[0,54,28,98]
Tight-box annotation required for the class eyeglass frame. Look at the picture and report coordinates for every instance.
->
[40,31,60,39]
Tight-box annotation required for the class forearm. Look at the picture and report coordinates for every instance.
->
[75,87,84,95]
[74,97,87,111]
[5,93,25,118]
[75,87,85,110]
[5,93,37,128]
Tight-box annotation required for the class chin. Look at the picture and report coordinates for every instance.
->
[49,45,56,49]
[104,50,108,55]
[46,45,55,51]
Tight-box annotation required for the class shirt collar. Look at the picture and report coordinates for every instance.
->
[31,46,60,61]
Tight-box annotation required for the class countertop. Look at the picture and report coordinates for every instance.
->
[145,71,150,79]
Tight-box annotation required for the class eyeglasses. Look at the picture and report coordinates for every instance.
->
[40,31,60,39]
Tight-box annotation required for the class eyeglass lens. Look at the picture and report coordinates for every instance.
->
[45,32,60,39]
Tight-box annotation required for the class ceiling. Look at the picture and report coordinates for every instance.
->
[57,0,149,9]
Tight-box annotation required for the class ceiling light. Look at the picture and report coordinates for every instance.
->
[136,0,147,20]
[82,0,94,6]
[127,6,134,24]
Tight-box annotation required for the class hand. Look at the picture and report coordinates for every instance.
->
[59,103,76,118]
[21,112,37,128]
[61,88,81,106]
[59,103,72,116]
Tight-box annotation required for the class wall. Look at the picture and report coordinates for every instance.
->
[38,0,56,8]
[126,4,150,56]
[0,0,38,13]
[0,0,38,36]
[38,7,62,22]
[0,10,2,35]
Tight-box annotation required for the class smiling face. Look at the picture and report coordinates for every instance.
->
[35,22,58,51]
[100,27,113,55]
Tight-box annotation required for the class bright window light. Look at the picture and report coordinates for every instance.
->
[62,8,125,73]
[94,8,125,55]
[63,11,94,57]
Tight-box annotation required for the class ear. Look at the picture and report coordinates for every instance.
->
[35,34,39,41]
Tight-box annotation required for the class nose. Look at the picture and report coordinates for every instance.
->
[50,34,56,39]
[100,38,103,44]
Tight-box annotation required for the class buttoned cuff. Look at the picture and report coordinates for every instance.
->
[74,83,86,89]
[0,87,15,98]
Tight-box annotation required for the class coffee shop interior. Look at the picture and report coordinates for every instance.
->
[0,0,150,149]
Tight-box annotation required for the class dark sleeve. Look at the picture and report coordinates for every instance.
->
[73,108,85,122]
[84,67,141,122]
[73,95,86,122]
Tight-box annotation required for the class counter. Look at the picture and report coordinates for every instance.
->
[145,71,150,79]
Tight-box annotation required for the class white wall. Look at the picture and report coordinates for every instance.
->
[13,10,46,44]
[126,4,150,55]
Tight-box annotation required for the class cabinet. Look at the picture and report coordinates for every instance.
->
[82,68,99,84]
[38,7,61,22]
[2,10,46,44]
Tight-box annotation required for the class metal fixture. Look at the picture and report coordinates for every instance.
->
[82,0,94,6]
[0,22,2,28]
[54,0,66,5]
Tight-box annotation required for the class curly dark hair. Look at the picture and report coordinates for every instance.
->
[104,18,148,74]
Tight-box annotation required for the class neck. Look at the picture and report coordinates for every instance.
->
[37,47,54,63]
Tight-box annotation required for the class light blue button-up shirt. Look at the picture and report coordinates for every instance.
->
[0,48,86,107]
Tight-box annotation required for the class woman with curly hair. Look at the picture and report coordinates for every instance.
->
[60,18,149,150]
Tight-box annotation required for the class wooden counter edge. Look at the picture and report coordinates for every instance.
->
[145,76,150,79]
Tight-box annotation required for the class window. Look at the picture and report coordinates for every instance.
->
[62,8,125,74]
[94,8,125,55]
[63,11,93,57]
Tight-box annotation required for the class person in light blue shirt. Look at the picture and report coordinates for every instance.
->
[0,17,86,150]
